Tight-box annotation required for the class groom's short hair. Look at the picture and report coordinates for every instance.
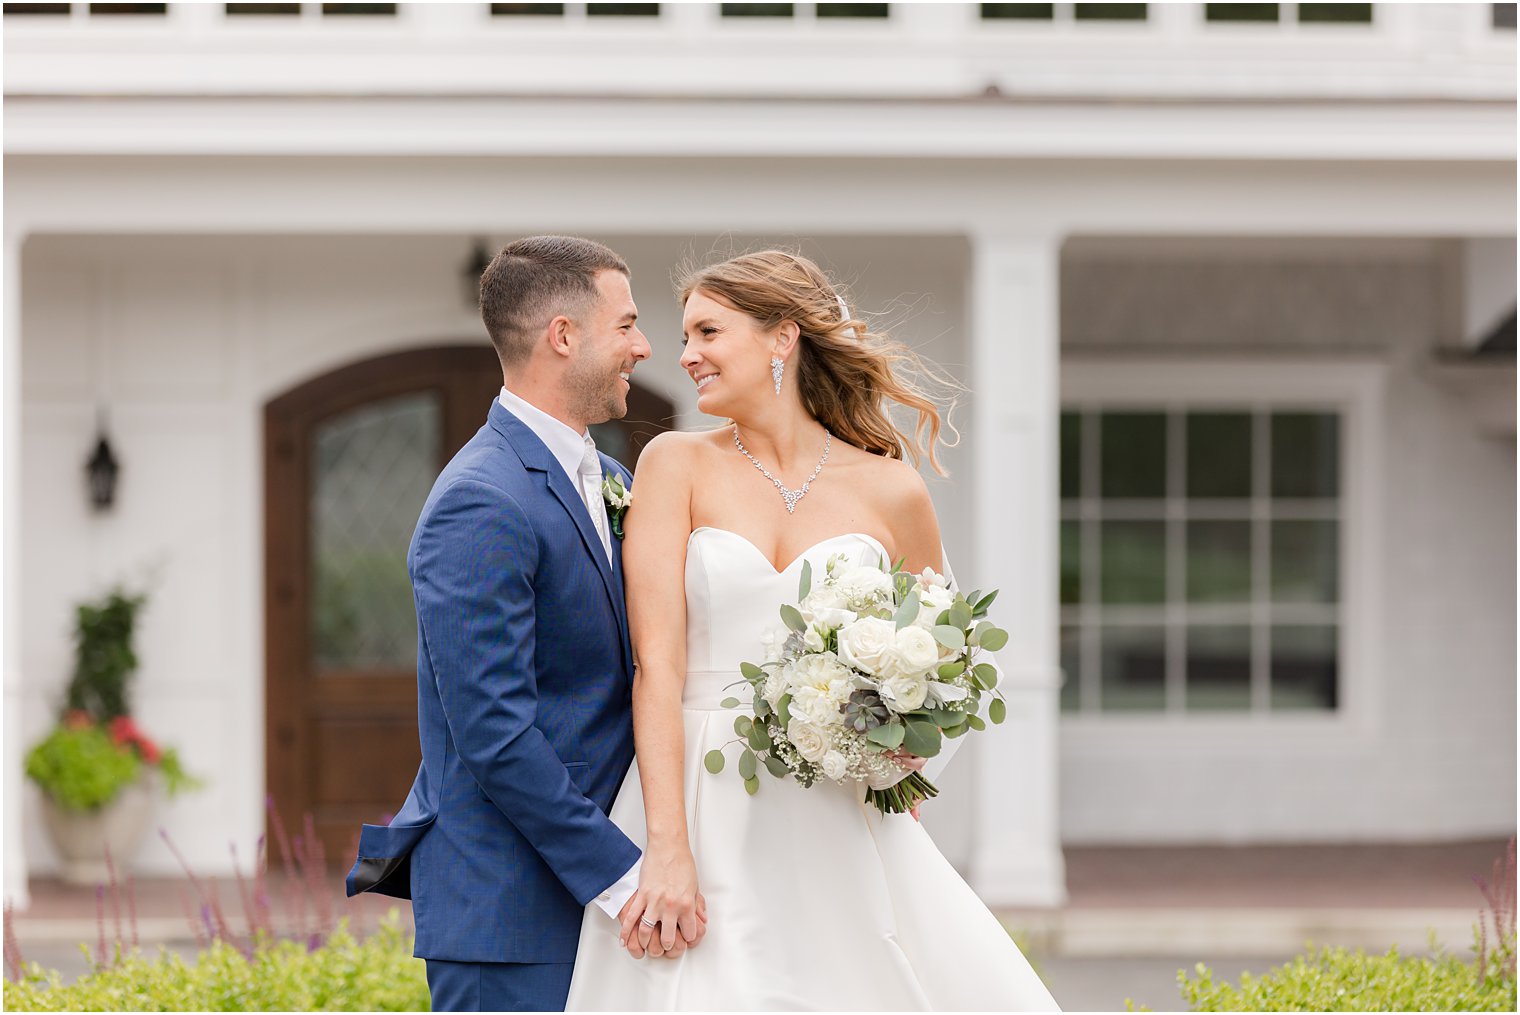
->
[480,235,630,367]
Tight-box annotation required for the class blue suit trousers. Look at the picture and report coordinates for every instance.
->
[425,958,575,1012]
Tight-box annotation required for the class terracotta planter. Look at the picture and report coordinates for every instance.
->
[39,779,155,885]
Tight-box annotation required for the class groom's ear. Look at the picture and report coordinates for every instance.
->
[546,314,576,359]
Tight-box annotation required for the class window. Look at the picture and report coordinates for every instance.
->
[1296,3,1371,23]
[587,3,658,14]
[3,3,72,13]
[1060,405,1343,715]
[1205,3,1373,24]
[491,2,564,12]
[1495,3,1516,30]
[816,2,887,15]
[1205,2,1277,21]
[225,3,301,13]
[982,3,1146,20]
[320,2,396,13]
[720,2,794,15]
[88,2,167,12]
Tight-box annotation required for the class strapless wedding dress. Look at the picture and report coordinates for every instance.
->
[565,527,1059,1012]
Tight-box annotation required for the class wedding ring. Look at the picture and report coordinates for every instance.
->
[640,917,658,928]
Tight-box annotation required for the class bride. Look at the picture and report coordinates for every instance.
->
[565,251,1059,1011]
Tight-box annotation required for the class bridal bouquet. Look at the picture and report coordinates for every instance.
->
[705,553,1009,815]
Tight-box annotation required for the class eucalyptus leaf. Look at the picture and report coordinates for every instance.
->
[977,623,1009,652]
[798,559,812,601]
[866,723,905,749]
[734,715,753,737]
[747,724,773,751]
[932,625,966,650]
[949,601,974,630]
[927,707,966,728]
[764,755,790,778]
[894,591,921,631]
[966,713,987,732]
[739,749,758,780]
[753,695,771,718]
[901,720,942,759]
[779,604,806,633]
[944,722,970,739]
[703,750,725,774]
[937,660,966,679]
[935,610,952,626]
[739,662,766,681]
[744,776,760,796]
[720,696,740,709]
[988,697,1008,725]
[776,694,792,727]
[973,589,998,615]
[972,663,998,690]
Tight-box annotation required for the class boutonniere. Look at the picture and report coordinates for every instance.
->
[601,473,632,540]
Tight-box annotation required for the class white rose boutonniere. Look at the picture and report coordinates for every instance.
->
[601,473,632,539]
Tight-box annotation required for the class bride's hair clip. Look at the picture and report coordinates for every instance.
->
[834,291,859,340]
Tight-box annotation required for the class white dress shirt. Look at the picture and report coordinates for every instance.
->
[496,387,641,920]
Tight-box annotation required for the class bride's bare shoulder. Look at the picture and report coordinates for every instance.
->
[633,428,727,475]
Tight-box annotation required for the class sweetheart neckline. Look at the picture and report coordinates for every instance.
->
[688,526,889,575]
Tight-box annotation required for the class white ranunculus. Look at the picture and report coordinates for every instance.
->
[879,670,930,713]
[883,625,940,679]
[912,585,957,629]
[787,718,829,763]
[836,616,897,675]
[834,566,894,608]
[800,583,848,616]
[820,750,848,782]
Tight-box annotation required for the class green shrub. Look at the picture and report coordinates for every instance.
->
[23,726,141,811]
[1176,928,1516,1012]
[2,913,428,1012]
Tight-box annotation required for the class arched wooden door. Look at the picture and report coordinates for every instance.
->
[265,345,674,862]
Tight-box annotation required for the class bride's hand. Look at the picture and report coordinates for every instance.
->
[888,749,928,774]
[618,845,705,959]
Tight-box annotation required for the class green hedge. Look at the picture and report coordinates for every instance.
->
[3,914,427,1012]
[1176,928,1516,1012]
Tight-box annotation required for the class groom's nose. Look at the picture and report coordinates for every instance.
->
[631,326,652,362]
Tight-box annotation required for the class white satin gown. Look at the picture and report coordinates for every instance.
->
[565,527,1060,1012]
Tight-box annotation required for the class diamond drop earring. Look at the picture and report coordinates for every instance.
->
[771,356,785,396]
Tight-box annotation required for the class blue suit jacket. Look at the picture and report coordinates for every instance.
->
[345,400,641,965]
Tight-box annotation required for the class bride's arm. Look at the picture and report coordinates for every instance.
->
[618,434,706,959]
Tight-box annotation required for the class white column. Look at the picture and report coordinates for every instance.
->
[3,229,29,910]
[965,233,1066,908]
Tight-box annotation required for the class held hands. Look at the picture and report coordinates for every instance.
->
[886,749,928,821]
[617,844,707,960]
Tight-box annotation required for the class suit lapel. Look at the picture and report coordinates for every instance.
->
[489,402,631,670]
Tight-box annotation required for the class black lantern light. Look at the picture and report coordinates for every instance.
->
[85,413,120,511]
[461,239,493,312]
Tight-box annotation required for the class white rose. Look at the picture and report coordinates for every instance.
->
[762,663,791,707]
[836,617,897,675]
[913,585,956,629]
[879,670,930,712]
[800,584,848,616]
[834,566,894,608]
[884,625,940,679]
[820,750,848,782]
[787,718,829,763]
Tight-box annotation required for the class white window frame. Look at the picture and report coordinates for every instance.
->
[1058,356,1385,755]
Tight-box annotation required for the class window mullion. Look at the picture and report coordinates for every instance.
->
[1251,406,1271,712]
[1166,406,1185,715]
[1080,406,1101,713]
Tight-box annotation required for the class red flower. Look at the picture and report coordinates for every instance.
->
[109,716,140,746]
[137,738,162,765]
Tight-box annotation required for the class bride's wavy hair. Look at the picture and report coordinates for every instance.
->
[677,250,960,475]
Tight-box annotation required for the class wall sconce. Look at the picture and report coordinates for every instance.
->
[85,413,120,511]
[461,239,493,312]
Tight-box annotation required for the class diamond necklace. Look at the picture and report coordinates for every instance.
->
[733,425,832,515]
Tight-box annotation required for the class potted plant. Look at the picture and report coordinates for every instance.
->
[23,588,199,884]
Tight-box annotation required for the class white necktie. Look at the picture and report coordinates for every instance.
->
[578,436,612,561]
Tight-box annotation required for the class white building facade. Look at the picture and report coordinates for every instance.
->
[3,2,1515,910]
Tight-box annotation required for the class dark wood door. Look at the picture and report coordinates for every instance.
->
[265,345,673,863]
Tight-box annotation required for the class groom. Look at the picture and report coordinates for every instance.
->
[346,236,659,1011]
